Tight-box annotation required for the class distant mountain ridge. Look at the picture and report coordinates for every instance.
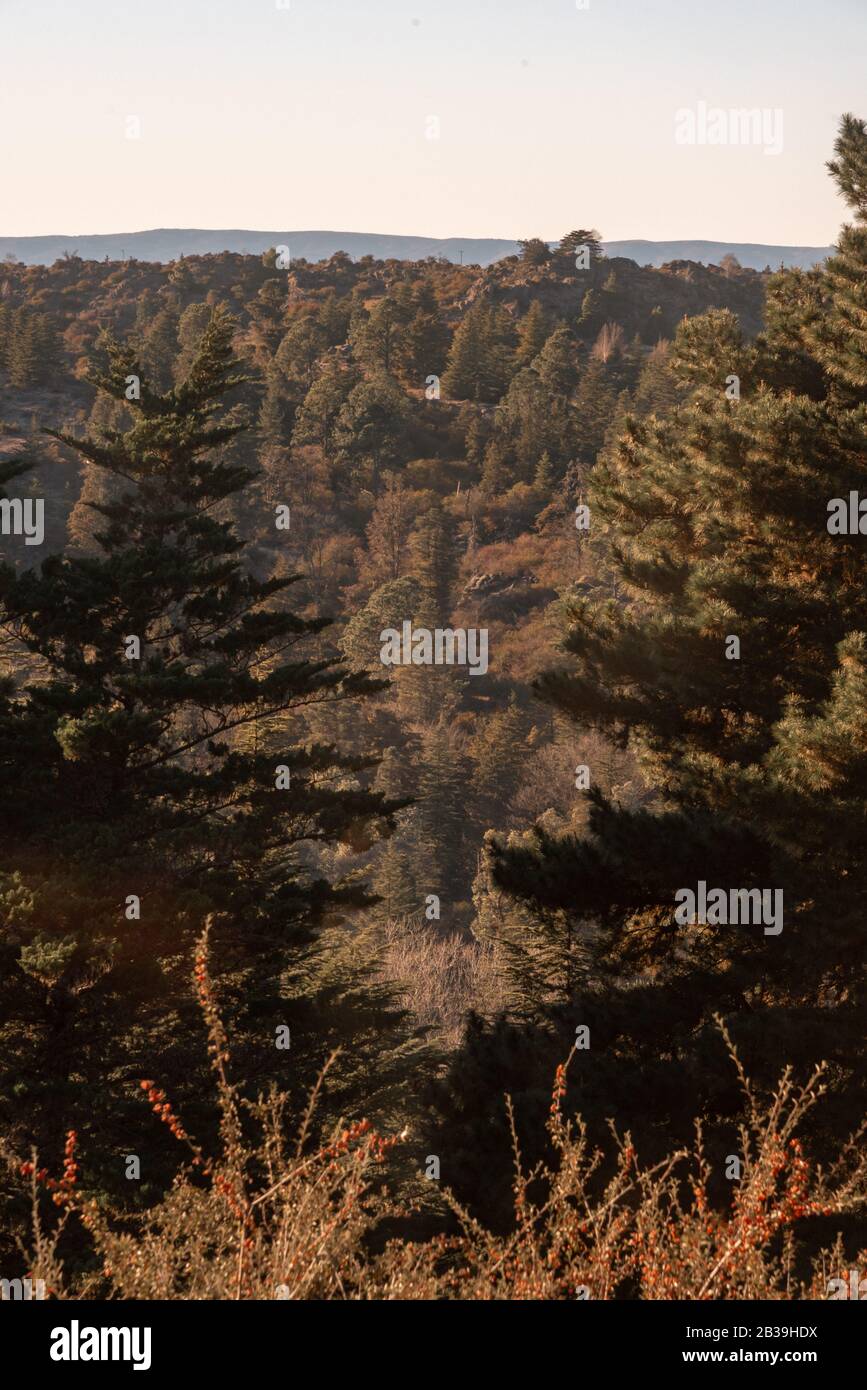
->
[0,228,834,272]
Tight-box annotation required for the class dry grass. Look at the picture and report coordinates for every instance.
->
[378,917,504,1048]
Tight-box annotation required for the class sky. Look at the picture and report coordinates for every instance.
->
[2,0,865,243]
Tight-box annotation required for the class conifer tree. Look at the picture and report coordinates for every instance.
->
[408,501,456,623]
[33,314,64,386]
[479,438,511,496]
[372,835,420,923]
[399,278,450,382]
[413,718,471,912]
[0,303,10,378]
[275,314,327,390]
[351,297,404,375]
[631,340,683,417]
[292,359,357,461]
[470,696,528,829]
[533,450,557,493]
[577,288,602,332]
[257,365,289,445]
[531,325,580,396]
[427,114,867,1219]
[174,302,212,382]
[458,403,492,468]
[137,306,180,392]
[482,305,517,400]
[363,472,411,586]
[570,354,624,467]
[332,372,408,486]
[6,309,41,388]
[442,306,486,401]
[806,113,867,388]
[0,309,418,1199]
[516,301,549,367]
[556,229,603,266]
[442,304,513,403]
[517,238,552,266]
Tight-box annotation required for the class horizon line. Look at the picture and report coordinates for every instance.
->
[0,227,837,250]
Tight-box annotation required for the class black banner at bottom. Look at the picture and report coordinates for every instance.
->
[0,1297,861,1377]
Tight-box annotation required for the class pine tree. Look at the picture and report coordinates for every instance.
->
[137,306,179,392]
[470,696,528,828]
[556,229,603,266]
[427,114,867,1222]
[481,305,517,401]
[570,354,623,467]
[460,403,491,468]
[398,277,450,383]
[479,438,511,495]
[292,358,356,461]
[532,325,580,396]
[442,304,513,403]
[631,340,683,417]
[32,314,64,386]
[317,290,351,347]
[533,449,557,494]
[257,366,289,445]
[412,718,471,911]
[806,113,867,388]
[332,372,408,486]
[517,238,552,266]
[351,297,406,375]
[274,315,327,389]
[6,309,41,388]
[174,302,212,382]
[372,835,421,923]
[0,303,11,379]
[577,288,601,332]
[374,743,417,803]
[363,472,411,586]
[340,574,422,672]
[0,309,419,1206]
[441,306,486,401]
[516,301,549,367]
[495,370,544,479]
[408,502,456,623]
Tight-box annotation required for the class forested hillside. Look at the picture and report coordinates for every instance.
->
[1,118,866,1300]
[0,233,768,944]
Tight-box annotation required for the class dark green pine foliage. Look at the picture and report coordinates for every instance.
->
[441,308,487,401]
[631,341,684,418]
[399,278,451,383]
[568,351,630,469]
[516,301,550,367]
[556,229,604,266]
[470,696,528,829]
[0,309,420,1215]
[413,718,472,913]
[2,309,63,389]
[808,113,867,389]
[532,325,581,397]
[372,836,421,924]
[427,116,867,1228]
[408,502,457,625]
[492,354,577,480]
[136,306,179,393]
[442,304,514,403]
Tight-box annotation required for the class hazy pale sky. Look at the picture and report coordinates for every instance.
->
[3,0,864,242]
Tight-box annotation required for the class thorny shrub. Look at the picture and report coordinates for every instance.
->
[3,925,866,1301]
